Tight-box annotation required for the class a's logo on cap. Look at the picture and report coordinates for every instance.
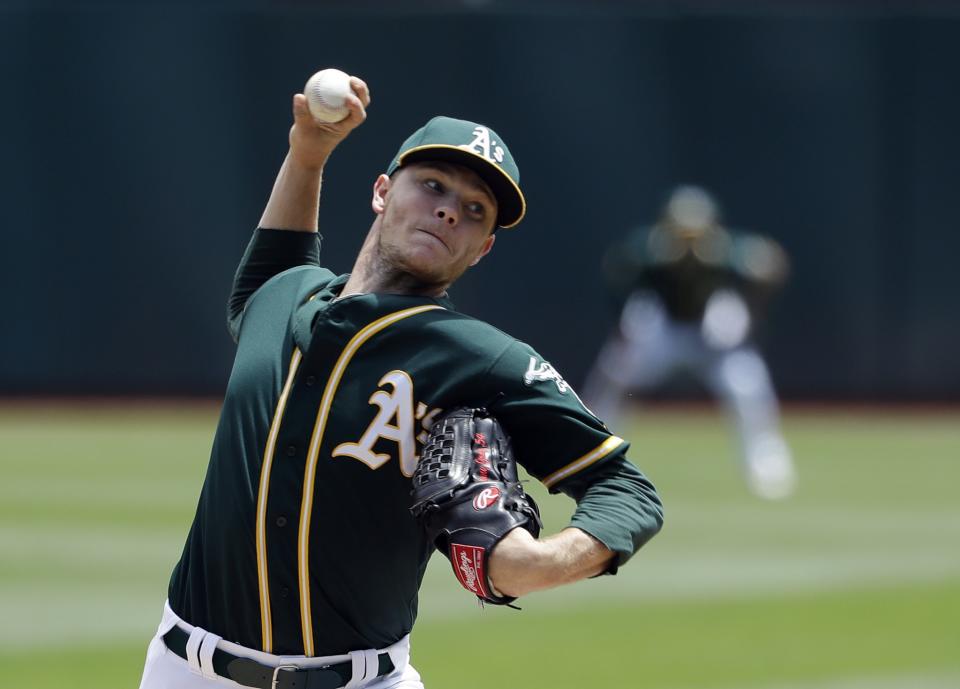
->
[457,126,505,165]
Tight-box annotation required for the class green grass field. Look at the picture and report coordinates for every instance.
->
[2,403,958,688]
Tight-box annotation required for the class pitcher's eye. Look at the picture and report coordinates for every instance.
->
[466,202,487,219]
[424,179,443,193]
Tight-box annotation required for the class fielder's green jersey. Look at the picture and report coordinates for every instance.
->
[604,224,788,321]
[168,229,663,657]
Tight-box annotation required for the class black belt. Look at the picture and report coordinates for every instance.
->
[162,625,395,689]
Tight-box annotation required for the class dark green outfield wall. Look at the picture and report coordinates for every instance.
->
[2,3,958,399]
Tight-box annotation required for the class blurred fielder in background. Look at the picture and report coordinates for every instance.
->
[582,185,797,500]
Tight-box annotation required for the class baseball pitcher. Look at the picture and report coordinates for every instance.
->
[138,70,664,689]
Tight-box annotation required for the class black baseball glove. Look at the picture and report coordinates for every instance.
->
[410,407,542,605]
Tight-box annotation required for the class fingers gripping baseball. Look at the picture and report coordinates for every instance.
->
[289,71,371,169]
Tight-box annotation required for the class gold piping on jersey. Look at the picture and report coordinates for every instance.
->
[297,304,444,656]
[255,347,303,653]
[541,436,625,489]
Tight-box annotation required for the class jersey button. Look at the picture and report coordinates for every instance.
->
[280,586,289,598]
[275,516,287,527]
[305,375,316,387]
[286,445,296,457]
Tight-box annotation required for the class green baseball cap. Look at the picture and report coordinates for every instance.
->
[386,116,526,229]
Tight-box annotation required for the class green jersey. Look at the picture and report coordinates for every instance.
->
[604,224,789,321]
[168,228,663,657]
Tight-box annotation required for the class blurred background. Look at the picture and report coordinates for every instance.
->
[2,1,958,688]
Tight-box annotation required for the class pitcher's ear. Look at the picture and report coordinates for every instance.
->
[469,234,497,267]
[372,174,391,214]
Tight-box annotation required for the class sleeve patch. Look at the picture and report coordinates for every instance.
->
[523,356,571,394]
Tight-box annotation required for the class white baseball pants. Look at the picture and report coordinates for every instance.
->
[138,601,424,689]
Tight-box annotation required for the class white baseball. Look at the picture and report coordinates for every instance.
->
[303,68,352,123]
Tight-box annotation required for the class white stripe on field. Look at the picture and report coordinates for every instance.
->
[753,671,960,689]
[417,547,960,616]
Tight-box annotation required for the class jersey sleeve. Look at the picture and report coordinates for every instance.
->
[723,230,790,324]
[603,226,653,307]
[486,340,663,568]
[227,228,323,341]
[559,453,663,570]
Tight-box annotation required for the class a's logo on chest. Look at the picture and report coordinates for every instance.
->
[332,370,441,476]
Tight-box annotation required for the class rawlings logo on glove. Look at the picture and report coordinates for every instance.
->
[410,407,542,605]
[473,487,501,510]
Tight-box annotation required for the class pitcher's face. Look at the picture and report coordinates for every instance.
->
[372,162,497,287]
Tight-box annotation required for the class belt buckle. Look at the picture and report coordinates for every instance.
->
[271,664,301,689]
